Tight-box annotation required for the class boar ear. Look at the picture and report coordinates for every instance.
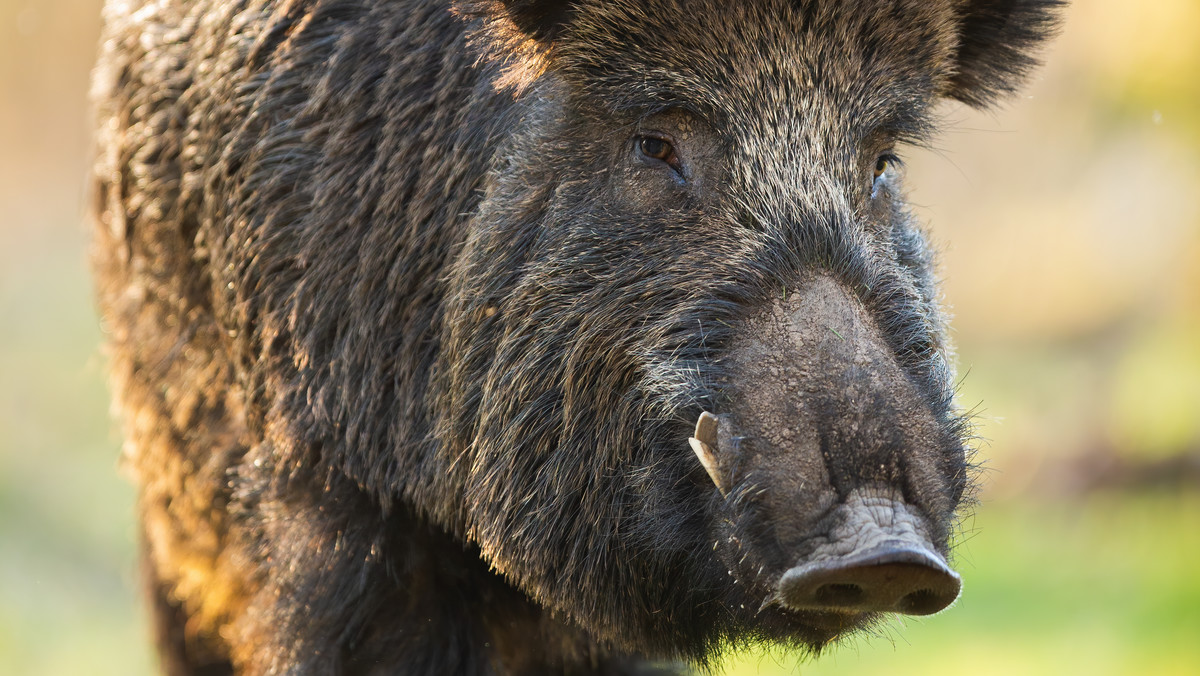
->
[462,0,575,43]
[455,1,578,91]
[472,0,576,41]
[946,0,1064,108]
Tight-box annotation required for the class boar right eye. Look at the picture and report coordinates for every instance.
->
[635,135,683,174]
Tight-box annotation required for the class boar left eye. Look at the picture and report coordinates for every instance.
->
[873,153,899,180]
[871,153,900,194]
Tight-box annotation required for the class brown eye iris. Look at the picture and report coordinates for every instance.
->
[639,136,674,162]
[873,156,890,180]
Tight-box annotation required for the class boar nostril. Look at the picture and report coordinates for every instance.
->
[814,583,864,607]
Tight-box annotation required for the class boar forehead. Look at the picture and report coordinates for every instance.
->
[559,0,959,143]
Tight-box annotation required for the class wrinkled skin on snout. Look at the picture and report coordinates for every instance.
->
[92,0,1061,672]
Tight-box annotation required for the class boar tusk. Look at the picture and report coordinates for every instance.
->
[694,411,719,448]
[690,412,728,496]
[688,438,727,496]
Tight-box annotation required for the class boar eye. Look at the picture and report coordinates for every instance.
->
[871,152,901,195]
[640,136,671,159]
[635,135,682,174]
[873,153,899,181]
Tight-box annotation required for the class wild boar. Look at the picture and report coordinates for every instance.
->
[90,0,1061,673]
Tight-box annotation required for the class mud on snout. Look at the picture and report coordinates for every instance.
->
[690,275,968,641]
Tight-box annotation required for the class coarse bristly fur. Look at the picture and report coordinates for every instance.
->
[90,0,1062,674]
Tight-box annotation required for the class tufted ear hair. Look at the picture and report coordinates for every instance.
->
[465,0,578,41]
[459,0,576,42]
[947,0,1065,108]
[455,1,578,91]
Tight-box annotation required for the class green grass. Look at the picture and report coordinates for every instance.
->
[0,249,156,675]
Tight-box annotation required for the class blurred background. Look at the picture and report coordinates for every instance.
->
[1,1,1197,674]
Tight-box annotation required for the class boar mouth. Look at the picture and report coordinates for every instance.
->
[779,608,873,646]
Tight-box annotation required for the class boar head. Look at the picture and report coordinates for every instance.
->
[440,0,1060,660]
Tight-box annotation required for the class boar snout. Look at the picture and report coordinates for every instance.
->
[703,274,967,626]
[776,490,961,616]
